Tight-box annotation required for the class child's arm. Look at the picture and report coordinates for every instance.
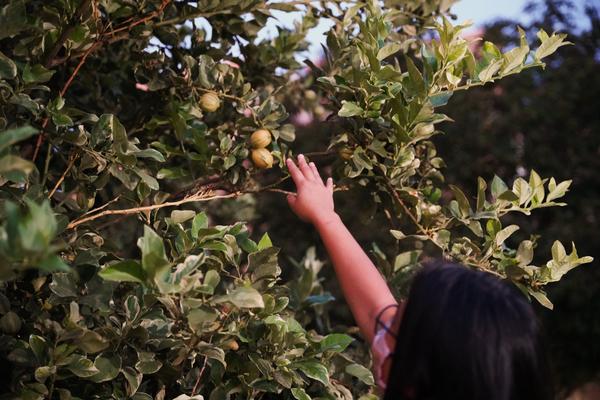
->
[285,155,398,344]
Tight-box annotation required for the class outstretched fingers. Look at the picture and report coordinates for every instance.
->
[326,177,334,193]
[286,158,305,187]
[309,162,324,185]
[297,154,315,181]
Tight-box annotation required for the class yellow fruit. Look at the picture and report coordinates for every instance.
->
[251,148,273,169]
[223,339,239,351]
[42,300,53,311]
[250,129,272,149]
[199,92,220,112]
[416,123,435,136]
[314,105,326,117]
[338,147,353,160]
[304,89,317,101]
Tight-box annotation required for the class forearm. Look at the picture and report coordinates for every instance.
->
[315,213,397,344]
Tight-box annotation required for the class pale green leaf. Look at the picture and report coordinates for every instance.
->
[338,101,364,117]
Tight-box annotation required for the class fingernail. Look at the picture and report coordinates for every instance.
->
[299,154,304,159]
[310,162,315,166]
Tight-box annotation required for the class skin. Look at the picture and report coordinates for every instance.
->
[286,155,403,387]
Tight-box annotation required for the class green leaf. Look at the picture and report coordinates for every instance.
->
[476,177,487,211]
[478,59,502,82]
[390,230,405,240]
[29,335,48,363]
[98,260,146,283]
[0,154,35,176]
[394,250,422,272]
[136,170,159,190]
[501,28,530,74]
[279,123,296,142]
[135,352,162,374]
[133,148,165,162]
[191,212,208,239]
[293,360,329,385]
[429,91,453,107]
[338,101,364,117]
[89,354,121,383]
[75,330,109,354]
[0,1,27,40]
[291,388,312,400]
[491,175,508,199]
[551,240,567,261]
[137,226,170,280]
[0,51,17,79]
[319,333,354,353]
[535,30,570,60]
[530,290,553,310]
[49,273,78,297]
[66,355,100,378]
[449,185,471,217]
[377,43,402,61]
[345,363,375,385]
[188,307,219,332]
[495,225,519,247]
[23,64,55,83]
[122,366,143,397]
[170,210,196,224]
[0,126,37,151]
[215,286,264,308]
[34,365,55,383]
[546,179,571,202]
[257,232,273,250]
[516,240,534,266]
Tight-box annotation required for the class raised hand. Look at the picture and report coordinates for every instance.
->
[285,155,336,226]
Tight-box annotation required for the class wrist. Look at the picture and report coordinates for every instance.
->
[313,212,341,230]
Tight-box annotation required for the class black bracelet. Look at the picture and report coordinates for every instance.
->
[374,303,400,337]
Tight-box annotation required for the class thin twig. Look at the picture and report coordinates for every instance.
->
[384,179,429,236]
[104,0,171,36]
[33,41,101,163]
[78,194,122,218]
[191,356,208,396]
[48,152,79,198]
[67,191,240,229]
[60,41,102,98]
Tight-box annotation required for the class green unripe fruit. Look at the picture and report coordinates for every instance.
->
[77,192,95,209]
[250,129,272,149]
[0,311,21,334]
[199,92,221,112]
[251,148,274,169]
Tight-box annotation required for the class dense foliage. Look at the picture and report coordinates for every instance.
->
[0,0,593,399]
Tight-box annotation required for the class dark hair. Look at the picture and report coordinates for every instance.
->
[383,261,553,400]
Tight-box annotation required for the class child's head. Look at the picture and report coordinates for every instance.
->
[384,261,552,400]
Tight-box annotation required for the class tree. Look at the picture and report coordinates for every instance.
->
[0,0,591,399]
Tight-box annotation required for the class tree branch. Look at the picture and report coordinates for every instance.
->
[48,152,79,198]
[43,0,94,68]
[66,190,240,230]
